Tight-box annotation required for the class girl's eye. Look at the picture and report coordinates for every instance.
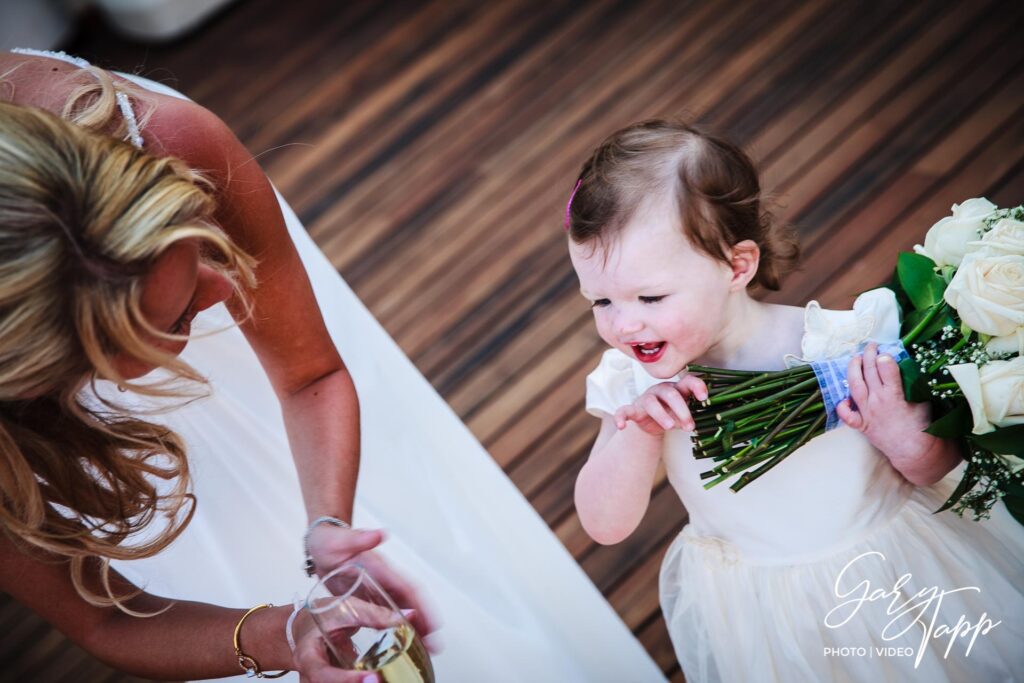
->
[591,299,611,308]
[639,295,665,304]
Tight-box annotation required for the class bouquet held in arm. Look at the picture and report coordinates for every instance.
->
[688,198,1024,524]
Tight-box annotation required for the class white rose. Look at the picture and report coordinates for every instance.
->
[947,357,1024,434]
[914,197,996,267]
[972,218,1024,257]
[997,453,1024,475]
[943,252,1024,337]
[986,329,1024,357]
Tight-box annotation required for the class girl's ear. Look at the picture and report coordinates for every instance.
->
[728,240,760,290]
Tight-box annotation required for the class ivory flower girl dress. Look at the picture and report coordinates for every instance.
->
[586,289,1024,682]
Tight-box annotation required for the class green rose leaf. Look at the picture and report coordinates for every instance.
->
[901,307,957,343]
[936,458,978,513]
[897,252,946,311]
[898,357,932,403]
[970,425,1024,456]
[925,402,972,438]
[1003,480,1024,526]
[901,309,954,350]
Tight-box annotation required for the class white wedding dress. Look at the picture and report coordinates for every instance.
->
[586,290,1024,683]
[7,50,666,682]
[112,203,665,683]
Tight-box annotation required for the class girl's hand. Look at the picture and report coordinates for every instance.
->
[306,525,440,644]
[613,375,708,435]
[836,342,960,484]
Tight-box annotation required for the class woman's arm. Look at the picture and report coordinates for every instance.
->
[0,536,292,680]
[575,417,664,545]
[141,95,438,634]
[142,96,359,523]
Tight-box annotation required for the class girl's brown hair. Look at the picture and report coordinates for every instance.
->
[0,99,255,611]
[567,119,799,291]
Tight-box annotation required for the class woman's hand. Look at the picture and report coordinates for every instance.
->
[291,614,379,683]
[613,375,708,435]
[836,342,963,485]
[291,595,430,683]
[305,525,439,644]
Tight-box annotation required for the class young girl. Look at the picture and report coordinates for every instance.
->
[567,120,1024,682]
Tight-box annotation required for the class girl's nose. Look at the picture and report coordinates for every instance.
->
[615,313,644,337]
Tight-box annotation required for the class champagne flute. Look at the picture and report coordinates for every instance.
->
[306,562,434,683]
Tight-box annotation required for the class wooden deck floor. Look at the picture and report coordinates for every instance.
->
[3,0,1023,680]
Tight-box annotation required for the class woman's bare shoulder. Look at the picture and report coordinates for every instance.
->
[136,92,237,167]
[0,52,92,111]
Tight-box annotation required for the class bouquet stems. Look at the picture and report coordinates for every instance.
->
[688,361,825,490]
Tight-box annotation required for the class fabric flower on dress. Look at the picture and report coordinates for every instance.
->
[794,288,902,364]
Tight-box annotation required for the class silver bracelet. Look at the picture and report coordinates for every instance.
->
[302,516,350,577]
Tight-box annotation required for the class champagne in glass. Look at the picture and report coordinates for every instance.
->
[307,562,434,683]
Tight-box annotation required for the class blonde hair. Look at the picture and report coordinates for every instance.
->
[0,99,256,610]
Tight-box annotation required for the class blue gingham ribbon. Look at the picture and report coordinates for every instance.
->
[809,341,910,431]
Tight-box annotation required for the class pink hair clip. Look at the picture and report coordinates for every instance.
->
[563,179,582,231]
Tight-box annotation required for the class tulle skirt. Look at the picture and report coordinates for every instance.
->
[660,477,1024,683]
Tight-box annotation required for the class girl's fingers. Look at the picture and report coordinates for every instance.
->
[642,395,675,430]
[877,353,901,390]
[656,386,694,431]
[836,399,865,431]
[615,405,644,430]
[613,406,631,430]
[862,343,882,393]
[676,375,709,402]
[846,355,869,408]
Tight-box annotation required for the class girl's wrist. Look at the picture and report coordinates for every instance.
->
[892,434,962,487]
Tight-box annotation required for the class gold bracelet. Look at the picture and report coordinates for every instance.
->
[233,603,290,679]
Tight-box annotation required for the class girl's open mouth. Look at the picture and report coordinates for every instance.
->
[631,342,666,363]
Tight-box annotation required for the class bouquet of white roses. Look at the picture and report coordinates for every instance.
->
[688,198,1024,524]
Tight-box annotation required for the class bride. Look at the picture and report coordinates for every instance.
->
[0,49,665,681]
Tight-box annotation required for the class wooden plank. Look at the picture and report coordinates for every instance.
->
[578,482,686,592]
[607,534,676,630]
[636,610,686,675]
[483,342,597,466]
[779,67,1024,305]
[781,16,1024,252]
[753,0,993,171]
[814,106,1024,307]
